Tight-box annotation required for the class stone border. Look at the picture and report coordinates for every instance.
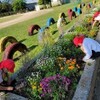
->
[0,92,28,100]
[72,58,100,100]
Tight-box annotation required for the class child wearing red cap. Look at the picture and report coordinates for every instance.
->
[73,35,100,63]
[92,11,100,28]
[0,59,15,91]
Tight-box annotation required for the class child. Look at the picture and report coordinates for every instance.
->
[57,13,65,38]
[92,10,100,28]
[38,27,53,45]
[0,59,15,91]
[73,35,100,63]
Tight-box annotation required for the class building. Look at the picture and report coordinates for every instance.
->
[26,0,38,11]
[26,0,69,11]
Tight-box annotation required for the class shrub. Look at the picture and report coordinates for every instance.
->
[0,11,16,17]
[38,0,44,5]
[12,0,26,12]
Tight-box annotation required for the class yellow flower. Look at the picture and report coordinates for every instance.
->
[66,60,70,64]
[68,66,74,70]
[58,57,63,60]
[38,88,42,92]
[59,64,61,67]
[32,85,37,89]
[60,67,64,70]
[33,82,36,85]
[88,17,92,23]
[90,32,95,35]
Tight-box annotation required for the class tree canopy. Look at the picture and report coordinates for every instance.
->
[12,0,26,12]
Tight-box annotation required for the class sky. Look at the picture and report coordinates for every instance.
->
[0,0,38,3]
[26,0,38,3]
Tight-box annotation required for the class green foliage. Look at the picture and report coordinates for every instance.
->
[38,0,51,5]
[12,0,26,12]
[20,38,83,99]
[38,0,44,5]
[88,27,99,38]
[0,11,16,17]
[20,70,43,100]
[36,38,83,79]
[0,2,12,13]
[74,26,88,35]
[44,0,51,4]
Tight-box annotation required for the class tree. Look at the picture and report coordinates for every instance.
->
[0,2,12,12]
[12,0,26,12]
[38,0,51,5]
[38,0,44,5]
[0,3,2,12]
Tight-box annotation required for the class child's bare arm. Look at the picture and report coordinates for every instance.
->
[0,85,13,91]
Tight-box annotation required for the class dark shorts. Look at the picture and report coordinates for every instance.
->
[91,50,100,59]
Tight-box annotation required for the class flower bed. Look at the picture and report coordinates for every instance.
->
[14,38,85,100]
[13,5,100,100]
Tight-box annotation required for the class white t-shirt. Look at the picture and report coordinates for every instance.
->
[94,14,100,20]
[0,70,3,84]
[82,38,100,61]
[57,17,63,28]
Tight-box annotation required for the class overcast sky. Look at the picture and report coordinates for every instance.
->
[0,0,38,3]
[26,0,38,3]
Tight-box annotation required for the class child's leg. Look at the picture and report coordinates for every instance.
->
[59,27,64,35]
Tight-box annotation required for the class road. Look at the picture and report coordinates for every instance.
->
[0,8,53,29]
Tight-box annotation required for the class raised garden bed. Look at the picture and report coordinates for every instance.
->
[4,3,100,99]
[13,38,85,100]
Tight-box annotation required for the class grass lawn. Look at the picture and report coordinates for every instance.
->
[0,2,91,72]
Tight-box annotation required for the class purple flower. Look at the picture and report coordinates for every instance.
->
[40,74,71,97]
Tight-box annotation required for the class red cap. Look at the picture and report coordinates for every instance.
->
[73,35,85,47]
[0,59,15,73]
[93,11,100,19]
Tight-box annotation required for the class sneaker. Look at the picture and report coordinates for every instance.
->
[86,59,95,63]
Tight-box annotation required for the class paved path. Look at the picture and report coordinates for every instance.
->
[0,8,53,29]
[93,30,100,100]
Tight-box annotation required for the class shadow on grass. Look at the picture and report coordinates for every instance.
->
[13,50,29,61]
[66,21,70,25]
[13,45,38,61]
[32,32,38,36]
[28,31,38,36]
[28,44,38,51]
[14,55,22,61]
[52,30,58,35]
[19,39,26,43]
